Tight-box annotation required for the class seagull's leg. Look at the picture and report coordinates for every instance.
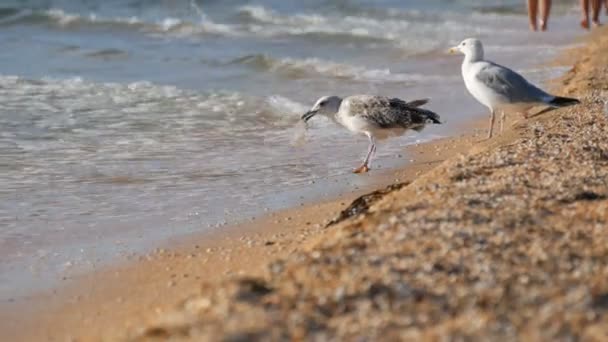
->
[500,111,505,133]
[353,134,375,174]
[369,134,377,159]
[487,109,496,139]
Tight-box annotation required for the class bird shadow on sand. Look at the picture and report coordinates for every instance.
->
[526,106,559,119]
[326,182,410,227]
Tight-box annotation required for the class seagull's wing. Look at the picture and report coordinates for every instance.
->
[403,98,429,108]
[388,98,442,128]
[475,62,550,104]
[348,96,441,129]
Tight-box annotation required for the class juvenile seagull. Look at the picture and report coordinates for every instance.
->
[301,95,441,173]
[449,38,579,139]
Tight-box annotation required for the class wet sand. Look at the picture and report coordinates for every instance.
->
[3,28,607,341]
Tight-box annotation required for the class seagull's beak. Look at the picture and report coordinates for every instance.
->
[448,46,459,54]
[301,110,318,122]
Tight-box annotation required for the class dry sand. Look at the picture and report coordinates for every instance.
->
[3,28,608,341]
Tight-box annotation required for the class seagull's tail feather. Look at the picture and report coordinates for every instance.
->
[420,108,442,125]
[548,96,580,107]
[411,108,442,129]
[405,98,430,108]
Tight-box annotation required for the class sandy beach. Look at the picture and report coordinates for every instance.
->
[2,18,607,342]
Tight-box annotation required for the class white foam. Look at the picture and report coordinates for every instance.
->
[45,9,81,26]
[44,8,143,27]
[266,95,308,117]
[160,17,182,31]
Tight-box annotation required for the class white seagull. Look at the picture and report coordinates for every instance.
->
[301,95,441,173]
[449,38,579,139]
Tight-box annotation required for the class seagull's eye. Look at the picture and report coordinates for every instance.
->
[320,101,327,106]
[462,42,466,46]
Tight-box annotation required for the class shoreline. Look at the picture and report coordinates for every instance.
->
[1,28,599,342]
[1,122,484,341]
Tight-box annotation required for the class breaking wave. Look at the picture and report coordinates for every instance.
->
[0,7,235,37]
[231,54,457,84]
[0,4,523,49]
[0,75,305,141]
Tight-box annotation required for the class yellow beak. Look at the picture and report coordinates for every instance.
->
[448,47,459,54]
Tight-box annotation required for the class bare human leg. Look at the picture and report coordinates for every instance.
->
[591,0,602,26]
[353,133,376,174]
[540,0,552,31]
[528,0,539,31]
[581,0,590,29]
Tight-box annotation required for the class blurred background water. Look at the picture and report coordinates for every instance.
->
[0,0,581,299]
